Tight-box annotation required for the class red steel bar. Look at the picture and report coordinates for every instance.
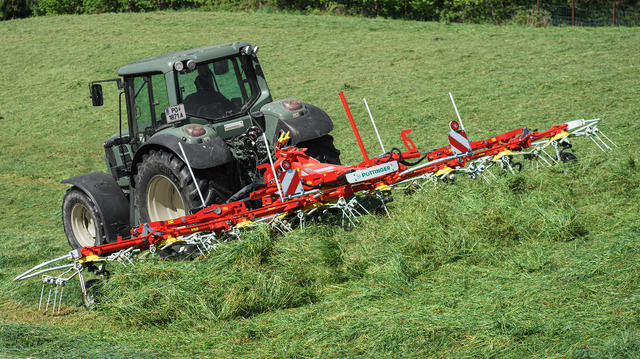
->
[339,91,370,164]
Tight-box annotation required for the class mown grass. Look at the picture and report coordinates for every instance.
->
[1,11,640,358]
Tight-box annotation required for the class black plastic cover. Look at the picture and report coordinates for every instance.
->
[61,172,130,242]
[133,134,235,171]
[272,103,334,145]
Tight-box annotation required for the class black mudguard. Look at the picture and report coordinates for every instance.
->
[132,134,234,172]
[62,172,130,242]
[272,103,334,145]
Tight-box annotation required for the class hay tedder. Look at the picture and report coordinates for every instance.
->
[14,86,616,311]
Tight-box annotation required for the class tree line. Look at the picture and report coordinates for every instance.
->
[2,0,638,22]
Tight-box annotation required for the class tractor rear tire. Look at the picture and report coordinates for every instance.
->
[297,135,341,165]
[134,149,233,223]
[62,188,107,250]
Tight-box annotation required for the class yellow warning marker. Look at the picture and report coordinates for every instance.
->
[493,149,512,161]
[78,254,102,264]
[435,166,455,177]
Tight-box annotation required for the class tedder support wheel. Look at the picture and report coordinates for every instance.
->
[134,149,234,223]
[560,150,577,163]
[62,188,107,250]
[82,278,103,308]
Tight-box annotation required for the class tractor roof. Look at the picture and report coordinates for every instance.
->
[118,41,251,76]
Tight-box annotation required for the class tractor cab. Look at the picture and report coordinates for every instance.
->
[116,43,266,145]
[90,43,270,187]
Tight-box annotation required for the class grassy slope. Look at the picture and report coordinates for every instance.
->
[1,11,639,358]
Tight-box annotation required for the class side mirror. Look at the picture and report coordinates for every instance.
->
[90,84,103,106]
[213,61,229,75]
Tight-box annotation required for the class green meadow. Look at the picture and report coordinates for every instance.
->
[1,11,639,358]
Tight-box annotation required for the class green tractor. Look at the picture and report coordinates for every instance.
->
[62,42,340,250]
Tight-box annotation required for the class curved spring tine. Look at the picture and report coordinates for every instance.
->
[593,132,612,150]
[297,210,306,230]
[351,196,372,217]
[36,266,80,312]
[598,130,618,148]
[521,146,553,167]
[44,283,53,312]
[479,171,491,183]
[375,191,391,218]
[589,135,606,152]
[39,276,54,310]
[51,284,58,313]
[540,148,559,164]
[55,269,76,313]
[57,284,64,313]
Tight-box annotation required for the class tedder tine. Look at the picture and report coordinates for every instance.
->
[598,130,618,148]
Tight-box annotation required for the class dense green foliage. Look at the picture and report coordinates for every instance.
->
[2,0,639,22]
[0,0,31,19]
[1,11,639,358]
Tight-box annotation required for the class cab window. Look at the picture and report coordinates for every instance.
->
[178,56,257,121]
[129,73,169,141]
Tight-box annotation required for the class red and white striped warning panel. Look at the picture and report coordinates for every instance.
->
[280,169,303,196]
[448,130,472,155]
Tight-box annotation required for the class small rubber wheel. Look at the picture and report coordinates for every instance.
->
[560,151,577,162]
[498,161,523,177]
[82,278,102,308]
[512,161,523,172]
[62,188,106,250]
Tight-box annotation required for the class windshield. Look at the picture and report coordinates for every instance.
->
[177,56,257,121]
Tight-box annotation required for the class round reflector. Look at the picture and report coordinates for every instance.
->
[185,124,205,137]
[449,121,459,131]
[282,99,303,111]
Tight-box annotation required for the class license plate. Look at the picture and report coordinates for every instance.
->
[346,161,398,184]
[165,104,187,123]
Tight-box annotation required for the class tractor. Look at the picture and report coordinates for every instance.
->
[61,42,340,250]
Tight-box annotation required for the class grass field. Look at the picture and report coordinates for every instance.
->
[1,11,640,358]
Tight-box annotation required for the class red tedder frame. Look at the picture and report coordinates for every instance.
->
[68,94,572,264]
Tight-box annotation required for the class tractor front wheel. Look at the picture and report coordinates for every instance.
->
[62,188,106,250]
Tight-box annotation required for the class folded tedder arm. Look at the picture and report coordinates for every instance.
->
[14,92,617,312]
